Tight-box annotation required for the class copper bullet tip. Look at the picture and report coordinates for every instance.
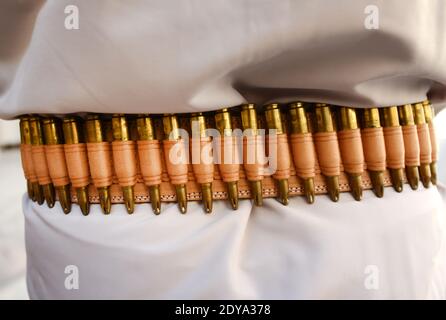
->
[419,164,431,189]
[27,180,34,200]
[43,184,55,208]
[369,171,384,198]
[175,184,187,214]
[278,179,289,205]
[430,162,437,185]
[33,183,44,205]
[201,183,213,214]
[251,180,263,206]
[77,186,90,216]
[226,181,239,210]
[389,168,404,193]
[149,185,161,215]
[98,187,111,214]
[348,174,363,201]
[326,175,340,202]
[303,178,315,204]
[57,185,72,214]
[406,166,419,190]
[122,186,135,214]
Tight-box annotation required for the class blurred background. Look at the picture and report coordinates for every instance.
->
[1,110,446,299]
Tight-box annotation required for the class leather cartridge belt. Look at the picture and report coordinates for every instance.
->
[19,100,438,216]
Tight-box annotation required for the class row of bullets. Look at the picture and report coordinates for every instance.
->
[19,100,437,215]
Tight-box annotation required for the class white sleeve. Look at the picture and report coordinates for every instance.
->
[1,0,446,118]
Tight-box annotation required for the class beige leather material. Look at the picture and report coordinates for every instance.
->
[190,137,214,184]
[314,131,341,177]
[64,143,90,188]
[45,144,70,186]
[215,136,240,182]
[269,133,291,180]
[338,129,364,174]
[31,145,52,185]
[289,133,316,178]
[417,123,432,165]
[163,139,189,185]
[137,140,163,186]
[383,126,405,169]
[20,144,37,182]
[87,142,113,188]
[242,135,264,181]
[428,123,438,162]
[112,140,138,187]
[361,127,386,171]
[402,125,420,167]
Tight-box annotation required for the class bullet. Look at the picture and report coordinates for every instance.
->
[413,103,431,188]
[112,114,135,214]
[19,117,35,200]
[215,108,239,210]
[85,115,112,214]
[136,115,162,215]
[26,179,34,200]
[338,107,363,201]
[314,104,340,202]
[265,104,289,205]
[30,116,55,207]
[163,114,188,213]
[62,117,90,215]
[288,102,316,204]
[398,104,419,190]
[190,113,214,213]
[423,100,437,185]
[42,117,72,213]
[362,108,385,198]
[240,104,264,206]
[381,107,404,192]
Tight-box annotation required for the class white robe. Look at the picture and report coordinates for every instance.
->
[1,0,446,299]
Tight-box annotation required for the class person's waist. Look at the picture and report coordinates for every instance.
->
[18,100,438,215]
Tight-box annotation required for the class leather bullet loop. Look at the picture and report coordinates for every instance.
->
[190,137,214,184]
[20,144,37,183]
[290,133,316,178]
[314,131,341,177]
[417,123,432,165]
[402,125,420,167]
[112,140,138,187]
[361,127,386,172]
[383,126,405,169]
[270,133,291,180]
[428,122,438,162]
[87,142,114,188]
[45,144,70,187]
[32,145,52,185]
[338,129,364,174]
[137,140,163,186]
[215,136,240,182]
[64,143,91,188]
[163,139,189,185]
[242,135,265,181]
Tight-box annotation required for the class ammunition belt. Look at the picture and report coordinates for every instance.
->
[19,101,438,215]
